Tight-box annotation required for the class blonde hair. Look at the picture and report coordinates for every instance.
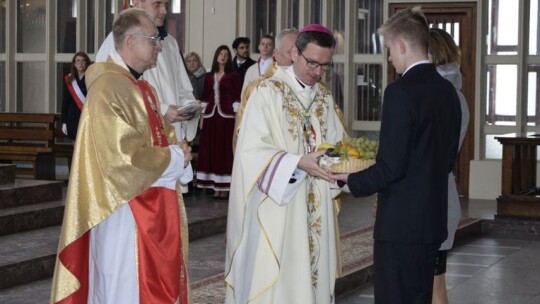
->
[428,28,461,66]
[378,6,429,53]
[185,52,202,65]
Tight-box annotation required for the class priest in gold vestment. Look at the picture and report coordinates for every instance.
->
[225,25,346,304]
[50,9,192,304]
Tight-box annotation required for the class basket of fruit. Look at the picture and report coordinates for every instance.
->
[318,137,378,173]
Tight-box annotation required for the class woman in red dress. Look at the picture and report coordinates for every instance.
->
[197,45,241,199]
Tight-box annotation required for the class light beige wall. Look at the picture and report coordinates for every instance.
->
[186,0,238,70]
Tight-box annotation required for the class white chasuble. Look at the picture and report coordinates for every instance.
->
[225,66,346,304]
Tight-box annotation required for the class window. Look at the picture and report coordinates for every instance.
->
[0,0,189,113]
[0,1,5,53]
[485,64,517,126]
[0,61,5,112]
[309,0,322,25]
[17,0,46,53]
[253,0,277,38]
[483,0,540,159]
[17,62,46,112]
[287,0,299,30]
[0,0,5,112]
[87,0,96,53]
[57,0,77,53]
[330,0,384,130]
[166,0,187,52]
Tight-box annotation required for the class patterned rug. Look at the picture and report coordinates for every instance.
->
[190,218,480,303]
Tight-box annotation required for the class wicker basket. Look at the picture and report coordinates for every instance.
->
[330,158,375,173]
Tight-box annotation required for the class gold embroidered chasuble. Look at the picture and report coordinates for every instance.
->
[225,66,346,304]
[50,62,190,303]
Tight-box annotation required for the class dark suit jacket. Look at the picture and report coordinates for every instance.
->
[232,56,256,84]
[348,63,461,245]
[60,74,86,140]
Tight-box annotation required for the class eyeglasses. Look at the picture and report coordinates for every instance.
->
[299,52,333,71]
[129,34,162,46]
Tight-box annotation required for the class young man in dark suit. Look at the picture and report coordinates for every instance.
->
[331,7,462,304]
[231,37,256,84]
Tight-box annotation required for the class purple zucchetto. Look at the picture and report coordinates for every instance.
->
[299,24,333,36]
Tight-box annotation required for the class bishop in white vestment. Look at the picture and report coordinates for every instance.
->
[225,24,346,304]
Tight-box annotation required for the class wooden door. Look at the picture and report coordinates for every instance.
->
[388,3,477,197]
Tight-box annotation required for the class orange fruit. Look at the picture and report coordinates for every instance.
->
[347,147,361,159]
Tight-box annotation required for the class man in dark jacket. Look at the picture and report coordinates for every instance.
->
[231,37,256,83]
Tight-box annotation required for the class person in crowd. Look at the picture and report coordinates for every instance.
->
[233,28,298,152]
[225,24,346,303]
[96,0,200,147]
[185,51,206,100]
[272,29,299,67]
[196,45,241,199]
[429,27,470,304]
[232,37,256,83]
[241,34,275,94]
[330,7,462,303]
[50,8,192,304]
[60,51,92,140]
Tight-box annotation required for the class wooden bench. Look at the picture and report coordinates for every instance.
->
[0,113,57,180]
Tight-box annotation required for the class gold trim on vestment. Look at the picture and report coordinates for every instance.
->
[224,151,282,301]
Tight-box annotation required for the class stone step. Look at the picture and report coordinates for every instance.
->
[0,201,228,291]
[185,200,228,241]
[0,226,59,290]
[0,218,483,302]
[0,164,16,185]
[0,179,64,209]
[0,200,64,236]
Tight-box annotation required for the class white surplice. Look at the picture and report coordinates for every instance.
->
[225,66,346,304]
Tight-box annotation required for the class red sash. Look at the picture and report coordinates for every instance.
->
[129,79,188,304]
[64,74,86,111]
[55,77,187,304]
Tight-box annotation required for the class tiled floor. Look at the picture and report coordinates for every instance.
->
[336,199,540,304]
[2,186,526,304]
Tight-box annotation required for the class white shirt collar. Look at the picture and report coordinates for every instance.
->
[259,57,273,74]
[403,59,431,75]
[285,66,313,91]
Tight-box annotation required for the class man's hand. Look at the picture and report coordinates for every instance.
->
[297,150,334,182]
[178,141,192,168]
[165,105,192,123]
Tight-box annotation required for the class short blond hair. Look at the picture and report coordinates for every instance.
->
[185,52,202,65]
[378,6,429,53]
